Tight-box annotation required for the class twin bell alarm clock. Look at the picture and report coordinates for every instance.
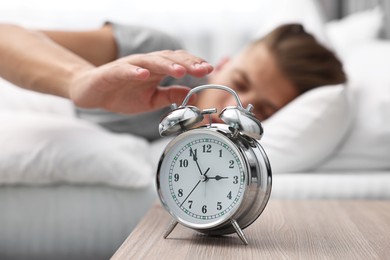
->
[156,84,272,245]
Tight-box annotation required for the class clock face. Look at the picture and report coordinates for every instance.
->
[157,129,246,228]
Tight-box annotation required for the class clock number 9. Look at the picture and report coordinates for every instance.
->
[174,173,179,182]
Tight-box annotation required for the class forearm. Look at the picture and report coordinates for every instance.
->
[0,24,94,98]
[41,25,117,66]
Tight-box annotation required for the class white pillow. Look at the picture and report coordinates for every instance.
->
[318,40,390,171]
[325,7,384,60]
[0,112,154,188]
[261,85,351,173]
[0,78,74,117]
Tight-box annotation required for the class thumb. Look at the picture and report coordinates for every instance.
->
[103,62,150,83]
[150,86,197,110]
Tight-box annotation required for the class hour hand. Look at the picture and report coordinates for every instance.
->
[207,175,228,181]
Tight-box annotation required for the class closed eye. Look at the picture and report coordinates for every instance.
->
[232,80,248,93]
[253,101,279,120]
[233,70,251,93]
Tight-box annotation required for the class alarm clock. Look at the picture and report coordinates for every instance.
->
[156,84,272,245]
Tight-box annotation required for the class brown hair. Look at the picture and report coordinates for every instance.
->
[254,23,347,94]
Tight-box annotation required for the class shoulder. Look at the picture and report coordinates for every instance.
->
[107,21,183,58]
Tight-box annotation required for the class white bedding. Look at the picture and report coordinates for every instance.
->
[0,80,353,188]
[272,171,390,199]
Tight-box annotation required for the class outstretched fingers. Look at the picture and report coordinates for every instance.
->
[123,50,213,79]
[155,50,214,77]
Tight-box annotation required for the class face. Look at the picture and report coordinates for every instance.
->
[157,129,245,228]
[196,43,299,122]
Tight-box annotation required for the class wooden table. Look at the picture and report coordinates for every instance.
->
[111,200,390,259]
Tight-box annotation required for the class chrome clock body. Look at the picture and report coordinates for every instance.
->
[156,124,272,242]
[156,84,272,245]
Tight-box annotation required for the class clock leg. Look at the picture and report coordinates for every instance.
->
[163,219,179,239]
[231,219,249,245]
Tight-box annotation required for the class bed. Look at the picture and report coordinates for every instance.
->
[1,0,389,259]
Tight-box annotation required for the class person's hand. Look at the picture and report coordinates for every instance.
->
[68,50,213,114]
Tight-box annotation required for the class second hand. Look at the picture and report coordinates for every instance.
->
[180,180,201,207]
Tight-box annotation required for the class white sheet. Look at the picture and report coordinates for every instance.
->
[272,171,390,199]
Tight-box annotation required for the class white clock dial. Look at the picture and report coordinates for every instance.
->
[158,130,246,228]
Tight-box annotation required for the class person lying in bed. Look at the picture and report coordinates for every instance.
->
[72,22,346,140]
[0,22,346,141]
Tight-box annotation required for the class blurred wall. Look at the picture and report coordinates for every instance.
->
[0,0,265,64]
[1,0,388,63]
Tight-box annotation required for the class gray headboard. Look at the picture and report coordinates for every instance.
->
[318,0,390,39]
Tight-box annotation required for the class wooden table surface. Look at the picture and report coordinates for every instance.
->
[111,200,390,260]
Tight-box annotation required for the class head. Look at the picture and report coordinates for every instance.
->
[197,23,347,122]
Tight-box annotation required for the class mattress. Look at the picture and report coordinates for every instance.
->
[0,184,156,260]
